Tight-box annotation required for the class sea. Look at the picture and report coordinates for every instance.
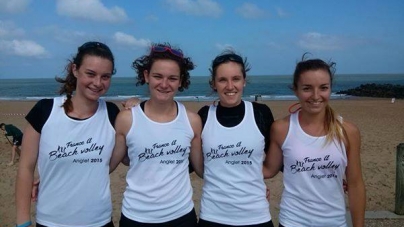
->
[0,74,403,101]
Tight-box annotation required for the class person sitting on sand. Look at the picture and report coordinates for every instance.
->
[0,123,23,166]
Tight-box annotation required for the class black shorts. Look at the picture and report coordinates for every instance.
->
[13,134,23,146]
[37,220,114,227]
[120,208,197,227]
[198,218,274,227]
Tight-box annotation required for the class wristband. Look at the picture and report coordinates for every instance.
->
[16,221,32,227]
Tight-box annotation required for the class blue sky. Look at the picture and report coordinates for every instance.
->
[0,0,403,79]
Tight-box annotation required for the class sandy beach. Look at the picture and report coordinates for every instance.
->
[1,98,404,226]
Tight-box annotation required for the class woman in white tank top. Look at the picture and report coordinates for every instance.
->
[197,50,275,227]
[109,42,203,227]
[15,41,119,227]
[264,54,366,227]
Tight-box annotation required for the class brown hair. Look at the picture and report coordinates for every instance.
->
[293,53,347,147]
[132,42,194,92]
[56,41,116,113]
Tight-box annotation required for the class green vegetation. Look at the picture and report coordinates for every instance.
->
[336,83,404,99]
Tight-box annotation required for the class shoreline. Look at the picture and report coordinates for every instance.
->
[1,98,403,226]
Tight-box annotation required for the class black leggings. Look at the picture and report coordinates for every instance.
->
[36,220,114,227]
[119,208,198,227]
[198,219,274,227]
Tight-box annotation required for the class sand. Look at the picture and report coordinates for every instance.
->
[1,98,404,226]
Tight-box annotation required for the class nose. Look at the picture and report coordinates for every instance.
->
[313,88,320,99]
[93,76,102,87]
[225,81,234,90]
[160,78,168,88]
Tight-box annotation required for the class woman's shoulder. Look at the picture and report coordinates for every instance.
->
[197,105,210,115]
[106,101,120,113]
[272,115,290,130]
[342,119,360,136]
[251,101,272,114]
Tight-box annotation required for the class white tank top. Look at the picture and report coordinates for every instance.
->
[279,111,348,227]
[200,101,271,225]
[122,101,194,223]
[36,96,115,227]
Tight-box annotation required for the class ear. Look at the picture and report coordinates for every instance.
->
[72,64,78,78]
[211,82,217,91]
[144,70,149,84]
[293,87,298,96]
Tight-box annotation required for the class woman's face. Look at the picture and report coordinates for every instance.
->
[213,61,245,108]
[73,55,113,102]
[294,69,331,115]
[144,59,181,102]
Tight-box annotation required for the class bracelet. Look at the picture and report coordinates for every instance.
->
[16,221,32,227]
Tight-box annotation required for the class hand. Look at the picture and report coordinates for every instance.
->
[343,179,348,194]
[31,178,40,202]
[121,97,141,109]
[266,186,270,201]
[121,153,130,166]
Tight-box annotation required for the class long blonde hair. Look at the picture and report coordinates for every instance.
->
[293,53,348,149]
[325,105,348,149]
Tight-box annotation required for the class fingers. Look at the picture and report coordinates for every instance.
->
[266,186,270,201]
[343,179,348,194]
[31,178,40,202]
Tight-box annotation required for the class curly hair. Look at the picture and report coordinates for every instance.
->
[131,42,195,92]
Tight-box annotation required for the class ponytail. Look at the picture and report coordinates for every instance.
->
[324,105,348,149]
[55,61,76,113]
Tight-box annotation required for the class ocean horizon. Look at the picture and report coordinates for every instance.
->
[1,74,403,101]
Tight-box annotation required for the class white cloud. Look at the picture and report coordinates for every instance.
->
[0,40,49,58]
[146,14,159,22]
[236,3,266,19]
[0,20,25,38]
[113,32,150,48]
[266,41,281,49]
[215,43,234,51]
[164,0,222,17]
[0,0,31,13]
[37,25,88,43]
[56,0,128,23]
[276,7,289,18]
[298,32,344,51]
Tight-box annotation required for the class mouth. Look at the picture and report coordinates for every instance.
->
[224,92,237,96]
[308,101,322,106]
[89,87,103,94]
[157,89,171,94]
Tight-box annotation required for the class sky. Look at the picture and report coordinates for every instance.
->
[0,0,403,79]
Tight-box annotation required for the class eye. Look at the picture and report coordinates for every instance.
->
[320,85,329,91]
[86,71,96,77]
[169,76,180,82]
[101,74,112,80]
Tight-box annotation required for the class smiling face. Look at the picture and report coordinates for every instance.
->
[144,59,181,102]
[294,69,331,115]
[212,61,246,108]
[73,55,113,102]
